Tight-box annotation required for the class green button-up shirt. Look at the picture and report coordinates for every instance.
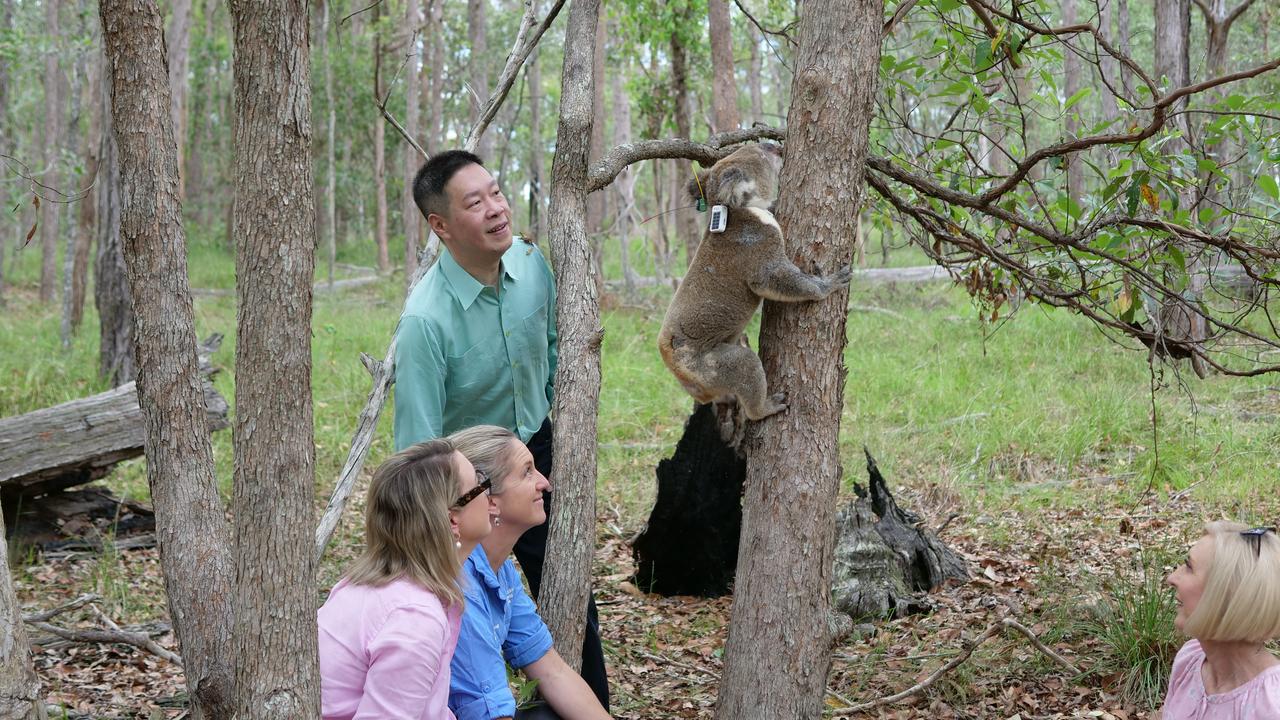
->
[393,239,557,450]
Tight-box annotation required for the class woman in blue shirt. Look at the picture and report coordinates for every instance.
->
[448,425,611,720]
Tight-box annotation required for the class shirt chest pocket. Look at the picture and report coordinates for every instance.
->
[520,301,548,347]
[446,335,504,390]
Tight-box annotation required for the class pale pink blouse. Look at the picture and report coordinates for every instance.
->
[318,577,462,720]
[1162,640,1280,719]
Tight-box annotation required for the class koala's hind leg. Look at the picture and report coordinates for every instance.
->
[691,342,788,421]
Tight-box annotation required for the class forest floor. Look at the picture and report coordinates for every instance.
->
[6,241,1280,718]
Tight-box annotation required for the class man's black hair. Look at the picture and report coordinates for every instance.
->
[413,150,485,220]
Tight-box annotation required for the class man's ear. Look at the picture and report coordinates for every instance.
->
[427,212,450,240]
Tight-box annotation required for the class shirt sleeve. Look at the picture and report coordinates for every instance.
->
[449,590,519,720]
[541,252,558,406]
[353,605,451,720]
[393,315,447,451]
[501,566,554,670]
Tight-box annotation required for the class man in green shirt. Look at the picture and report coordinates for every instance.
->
[393,150,609,709]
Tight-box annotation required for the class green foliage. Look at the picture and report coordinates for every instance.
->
[1075,551,1182,709]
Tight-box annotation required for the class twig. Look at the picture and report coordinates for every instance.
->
[731,0,797,45]
[587,125,786,193]
[828,616,1081,716]
[26,619,184,667]
[22,594,101,623]
[882,0,918,35]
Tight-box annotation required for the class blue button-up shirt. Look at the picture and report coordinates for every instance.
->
[449,546,554,720]
[393,238,558,449]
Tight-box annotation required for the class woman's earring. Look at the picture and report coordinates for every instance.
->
[454,539,462,549]
[493,514,502,527]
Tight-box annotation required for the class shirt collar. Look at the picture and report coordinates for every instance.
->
[440,246,519,311]
[465,544,503,592]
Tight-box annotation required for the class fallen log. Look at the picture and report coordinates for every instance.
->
[0,335,228,503]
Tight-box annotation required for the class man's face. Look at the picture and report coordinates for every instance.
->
[429,163,513,261]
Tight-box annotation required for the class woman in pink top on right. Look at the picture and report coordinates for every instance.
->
[318,438,497,719]
[1162,522,1280,719]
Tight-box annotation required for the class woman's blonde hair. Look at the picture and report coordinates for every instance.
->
[345,439,464,607]
[1184,520,1280,642]
[448,425,521,494]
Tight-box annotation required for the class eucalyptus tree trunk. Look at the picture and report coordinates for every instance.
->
[227,0,321,715]
[372,1,389,272]
[93,90,134,388]
[715,0,882,715]
[609,37,638,297]
[1062,0,1084,211]
[403,0,422,286]
[40,0,63,304]
[71,48,102,333]
[584,10,605,237]
[166,0,191,198]
[527,48,546,241]
[669,23,699,263]
[747,35,763,125]
[98,2,235,717]
[0,0,9,307]
[1118,0,1132,98]
[707,0,739,132]
[1154,0,1207,377]
[427,0,445,156]
[541,0,602,671]
[1098,0,1120,124]
[468,0,492,160]
[320,0,336,286]
[0,514,45,719]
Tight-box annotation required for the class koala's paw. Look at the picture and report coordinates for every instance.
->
[748,392,788,421]
[830,264,853,287]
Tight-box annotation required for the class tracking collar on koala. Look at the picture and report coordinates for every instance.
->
[708,205,728,233]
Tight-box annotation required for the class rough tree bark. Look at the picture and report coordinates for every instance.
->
[584,8,606,238]
[227,0,321,715]
[0,0,10,308]
[403,0,422,286]
[1097,0,1119,124]
[714,0,882,716]
[528,48,546,241]
[669,15,700,263]
[609,32,639,297]
[707,0,739,132]
[40,0,63,304]
[93,75,135,388]
[71,48,102,333]
[98,1,235,717]
[166,0,191,198]
[320,0,336,286]
[541,0,602,671]
[0,515,45,719]
[373,1,390,273]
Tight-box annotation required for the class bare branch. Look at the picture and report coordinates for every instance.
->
[882,0,918,36]
[587,125,786,193]
[732,0,797,45]
[22,594,102,623]
[26,619,184,667]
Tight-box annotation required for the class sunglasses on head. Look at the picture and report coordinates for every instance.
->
[452,470,492,509]
[1240,526,1276,558]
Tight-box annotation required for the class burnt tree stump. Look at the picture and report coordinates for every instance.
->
[832,448,969,620]
[632,403,745,597]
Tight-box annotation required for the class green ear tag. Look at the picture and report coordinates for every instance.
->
[696,197,707,212]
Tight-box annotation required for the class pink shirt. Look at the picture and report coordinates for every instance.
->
[318,577,462,720]
[1162,639,1280,719]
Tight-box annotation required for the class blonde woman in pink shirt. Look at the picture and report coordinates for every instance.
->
[319,438,498,719]
[1162,522,1280,719]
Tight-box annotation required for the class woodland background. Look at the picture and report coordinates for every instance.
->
[2,0,1280,717]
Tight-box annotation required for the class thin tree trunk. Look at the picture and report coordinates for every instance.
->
[670,17,699,263]
[227,0,321,714]
[528,47,546,241]
[1063,0,1083,211]
[167,0,192,199]
[541,0,602,671]
[72,47,102,333]
[321,0,336,286]
[715,0,881,716]
[0,514,45,719]
[403,0,422,286]
[609,30,637,297]
[373,1,390,272]
[60,39,85,349]
[1098,0,1119,123]
[98,2,235,717]
[1117,0,1132,98]
[748,34,763,125]
[420,1,435,157]
[468,0,491,160]
[707,0,739,132]
[93,76,135,388]
[584,8,606,235]
[41,0,63,304]
[0,0,11,307]
[427,0,445,156]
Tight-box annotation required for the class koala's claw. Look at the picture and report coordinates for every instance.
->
[831,264,853,286]
[748,392,788,421]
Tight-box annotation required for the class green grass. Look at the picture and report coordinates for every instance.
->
[4,234,1279,525]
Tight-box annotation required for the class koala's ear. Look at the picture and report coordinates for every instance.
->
[687,170,710,203]
[717,167,750,207]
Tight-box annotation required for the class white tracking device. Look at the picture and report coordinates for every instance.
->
[708,204,728,233]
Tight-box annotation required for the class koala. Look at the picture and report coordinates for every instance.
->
[657,142,852,421]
